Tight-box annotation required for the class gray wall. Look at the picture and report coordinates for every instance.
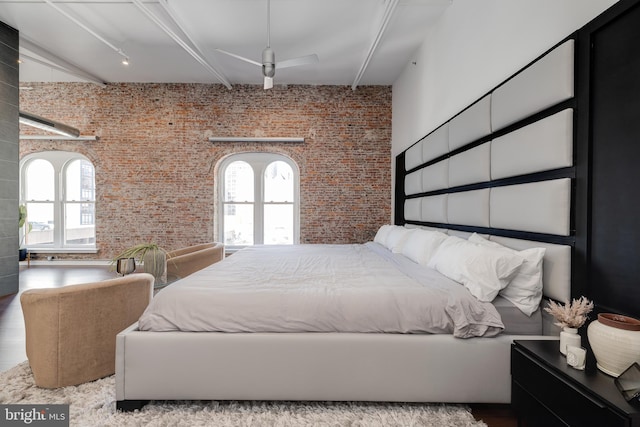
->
[0,21,19,297]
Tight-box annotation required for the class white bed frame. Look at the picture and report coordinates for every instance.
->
[116,38,576,410]
[115,235,568,410]
[116,330,557,409]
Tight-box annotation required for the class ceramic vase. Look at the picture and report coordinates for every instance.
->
[143,250,167,286]
[560,327,581,355]
[587,313,640,377]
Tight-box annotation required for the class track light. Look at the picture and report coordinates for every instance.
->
[43,0,131,69]
[122,57,130,66]
[19,111,80,138]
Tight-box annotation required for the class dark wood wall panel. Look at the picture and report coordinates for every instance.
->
[588,1,640,316]
[0,20,19,298]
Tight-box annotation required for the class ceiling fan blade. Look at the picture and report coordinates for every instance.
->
[215,48,262,67]
[264,76,274,90]
[277,54,319,69]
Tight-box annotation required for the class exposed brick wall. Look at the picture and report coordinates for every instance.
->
[20,83,391,260]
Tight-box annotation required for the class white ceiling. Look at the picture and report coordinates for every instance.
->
[0,0,451,88]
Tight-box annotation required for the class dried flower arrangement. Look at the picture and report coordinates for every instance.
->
[544,296,594,329]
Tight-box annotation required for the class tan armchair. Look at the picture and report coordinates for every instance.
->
[20,273,154,388]
[166,242,224,281]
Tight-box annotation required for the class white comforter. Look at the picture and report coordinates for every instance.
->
[138,243,504,338]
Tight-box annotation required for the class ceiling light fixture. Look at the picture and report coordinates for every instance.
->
[42,0,130,66]
[122,57,130,66]
[19,111,80,138]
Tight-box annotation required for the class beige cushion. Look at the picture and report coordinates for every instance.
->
[404,199,421,221]
[447,189,490,227]
[489,179,571,236]
[405,142,423,171]
[20,273,154,388]
[420,194,448,223]
[421,159,449,192]
[448,142,491,188]
[448,94,492,151]
[422,124,449,164]
[404,170,422,195]
[491,40,574,131]
[491,108,573,180]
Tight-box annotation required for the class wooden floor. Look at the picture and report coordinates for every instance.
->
[0,264,116,373]
[470,404,518,427]
[0,264,517,426]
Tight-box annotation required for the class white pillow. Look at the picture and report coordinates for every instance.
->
[427,236,525,302]
[401,228,448,266]
[373,224,393,245]
[385,226,414,253]
[468,233,546,316]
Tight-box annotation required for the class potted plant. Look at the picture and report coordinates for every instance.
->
[544,296,594,355]
[18,204,32,261]
[112,243,168,286]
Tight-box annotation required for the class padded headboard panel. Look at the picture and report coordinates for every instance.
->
[449,95,491,151]
[491,40,574,131]
[491,109,573,180]
[396,39,576,302]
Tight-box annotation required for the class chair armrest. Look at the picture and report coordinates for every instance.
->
[20,273,154,388]
[166,243,224,280]
[167,242,215,258]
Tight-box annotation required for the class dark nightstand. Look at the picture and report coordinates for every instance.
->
[511,340,640,427]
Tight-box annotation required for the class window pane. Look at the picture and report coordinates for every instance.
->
[224,161,253,202]
[65,202,96,245]
[25,202,54,245]
[264,204,293,244]
[66,159,95,201]
[26,159,54,201]
[264,161,293,202]
[223,203,254,245]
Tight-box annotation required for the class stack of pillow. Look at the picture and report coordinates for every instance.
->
[373,225,545,316]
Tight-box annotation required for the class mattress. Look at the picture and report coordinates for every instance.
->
[493,296,542,335]
[138,243,508,338]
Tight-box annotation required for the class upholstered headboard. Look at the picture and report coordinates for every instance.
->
[396,39,576,303]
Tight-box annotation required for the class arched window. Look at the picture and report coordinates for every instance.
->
[20,152,96,252]
[219,153,299,249]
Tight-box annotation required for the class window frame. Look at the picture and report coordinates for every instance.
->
[19,151,97,253]
[218,152,300,251]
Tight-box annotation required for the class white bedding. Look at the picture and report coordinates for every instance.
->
[138,243,504,338]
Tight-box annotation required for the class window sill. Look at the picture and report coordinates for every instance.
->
[21,259,110,266]
[25,247,98,254]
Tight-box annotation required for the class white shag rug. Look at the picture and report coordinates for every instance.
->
[0,362,487,427]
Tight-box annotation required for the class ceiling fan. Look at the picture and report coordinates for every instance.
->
[216,0,319,89]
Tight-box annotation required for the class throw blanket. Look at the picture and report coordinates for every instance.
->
[138,243,504,338]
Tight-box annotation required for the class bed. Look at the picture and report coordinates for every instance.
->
[116,233,569,409]
[116,37,577,410]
